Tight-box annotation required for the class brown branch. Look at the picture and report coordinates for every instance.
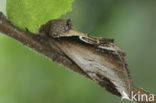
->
[0,11,155,103]
[0,11,87,77]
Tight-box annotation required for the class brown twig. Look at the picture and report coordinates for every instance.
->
[0,11,87,77]
[0,11,155,103]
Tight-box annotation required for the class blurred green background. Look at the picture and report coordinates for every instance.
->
[0,0,156,103]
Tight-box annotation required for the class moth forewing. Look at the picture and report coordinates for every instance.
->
[66,29,88,37]
[53,38,132,99]
[66,29,115,46]
[44,19,132,99]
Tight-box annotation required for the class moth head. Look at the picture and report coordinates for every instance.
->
[39,19,72,38]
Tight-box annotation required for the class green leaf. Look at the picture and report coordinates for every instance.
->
[6,0,73,32]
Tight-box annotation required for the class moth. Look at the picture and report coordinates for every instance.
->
[39,19,132,100]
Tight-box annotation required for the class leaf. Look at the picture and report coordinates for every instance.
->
[6,0,73,32]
